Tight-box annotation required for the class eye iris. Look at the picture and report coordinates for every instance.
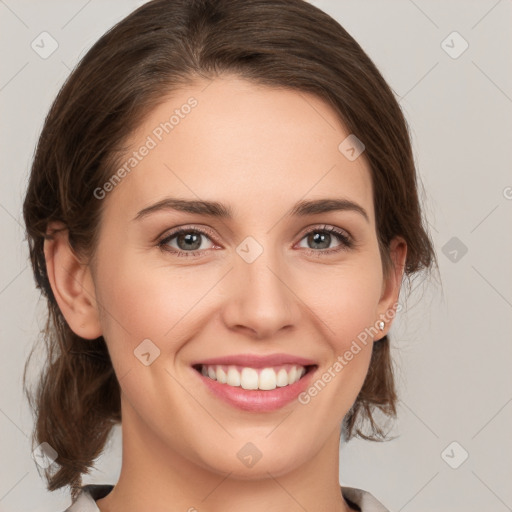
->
[308,231,330,249]
[177,232,202,250]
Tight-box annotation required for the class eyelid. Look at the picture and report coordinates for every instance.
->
[296,223,352,242]
[157,223,355,256]
[294,224,354,253]
[157,224,221,247]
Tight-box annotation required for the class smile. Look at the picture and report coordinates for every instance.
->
[195,363,312,390]
[191,354,318,412]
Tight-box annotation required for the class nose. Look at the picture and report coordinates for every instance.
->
[220,248,302,339]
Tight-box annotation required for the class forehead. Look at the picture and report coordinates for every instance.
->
[101,76,374,225]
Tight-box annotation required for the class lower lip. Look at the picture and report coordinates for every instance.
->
[193,367,317,412]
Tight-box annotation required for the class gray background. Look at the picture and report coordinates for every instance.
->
[1,1,511,511]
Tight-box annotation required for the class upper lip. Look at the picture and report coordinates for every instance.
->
[192,353,317,368]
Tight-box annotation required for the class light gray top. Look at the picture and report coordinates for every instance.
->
[63,484,391,511]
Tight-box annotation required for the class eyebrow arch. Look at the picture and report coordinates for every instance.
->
[133,197,369,223]
[290,199,369,222]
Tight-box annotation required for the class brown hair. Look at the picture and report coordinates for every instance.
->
[22,0,436,499]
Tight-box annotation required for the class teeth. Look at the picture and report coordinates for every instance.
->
[276,368,288,387]
[200,364,307,390]
[288,366,297,384]
[216,366,227,384]
[240,368,259,390]
[226,366,241,386]
[259,368,277,390]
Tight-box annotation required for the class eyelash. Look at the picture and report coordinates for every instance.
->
[157,224,354,258]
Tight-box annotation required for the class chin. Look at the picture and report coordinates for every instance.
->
[195,443,309,480]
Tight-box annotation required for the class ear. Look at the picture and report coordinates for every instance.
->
[43,221,102,340]
[376,236,407,339]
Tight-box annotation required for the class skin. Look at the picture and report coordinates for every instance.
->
[44,75,406,512]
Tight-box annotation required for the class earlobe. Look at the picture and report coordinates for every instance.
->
[43,222,102,340]
[376,236,407,338]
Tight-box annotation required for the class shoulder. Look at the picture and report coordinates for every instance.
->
[63,484,114,512]
[341,485,392,512]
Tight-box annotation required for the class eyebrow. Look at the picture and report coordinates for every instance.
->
[133,197,369,223]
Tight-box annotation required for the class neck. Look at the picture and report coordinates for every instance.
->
[96,397,355,512]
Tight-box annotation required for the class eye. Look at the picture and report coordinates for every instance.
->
[157,226,218,257]
[157,224,354,259]
[296,225,353,254]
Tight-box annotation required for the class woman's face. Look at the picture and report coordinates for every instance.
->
[88,75,403,477]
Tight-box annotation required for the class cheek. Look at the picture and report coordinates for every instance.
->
[296,257,384,348]
[93,248,175,350]
[93,245,228,371]
[93,250,187,360]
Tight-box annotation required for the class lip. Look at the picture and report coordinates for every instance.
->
[191,353,317,368]
[191,356,318,412]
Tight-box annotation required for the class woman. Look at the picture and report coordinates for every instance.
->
[22,1,435,510]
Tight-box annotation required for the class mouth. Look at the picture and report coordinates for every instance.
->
[192,363,317,390]
[190,355,318,412]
